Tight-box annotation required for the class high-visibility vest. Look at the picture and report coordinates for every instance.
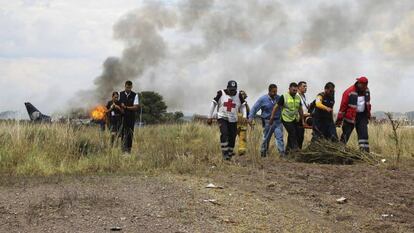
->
[282,93,301,122]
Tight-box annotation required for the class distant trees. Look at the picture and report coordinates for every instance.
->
[139,91,184,124]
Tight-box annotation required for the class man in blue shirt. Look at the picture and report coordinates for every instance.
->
[248,84,285,157]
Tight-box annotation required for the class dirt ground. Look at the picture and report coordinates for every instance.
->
[0,159,413,233]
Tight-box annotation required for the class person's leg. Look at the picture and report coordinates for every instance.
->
[227,122,238,157]
[108,120,115,146]
[340,121,355,144]
[121,122,128,152]
[261,119,274,157]
[274,122,285,157]
[297,122,305,149]
[283,121,298,154]
[311,118,324,142]
[356,113,370,152]
[129,124,135,152]
[124,123,134,153]
[237,126,247,155]
[122,128,132,153]
[116,120,122,142]
[320,120,331,139]
[294,121,301,149]
[110,132,116,146]
[218,119,230,159]
[327,121,339,142]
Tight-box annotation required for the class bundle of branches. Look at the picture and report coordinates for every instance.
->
[289,140,381,165]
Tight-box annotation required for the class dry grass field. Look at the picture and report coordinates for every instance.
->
[0,121,413,176]
[0,121,413,232]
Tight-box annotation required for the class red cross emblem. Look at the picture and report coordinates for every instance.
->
[223,99,236,112]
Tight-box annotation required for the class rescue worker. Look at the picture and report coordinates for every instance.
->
[297,81,309,149]
[106,92,124,146]
[336,77,371,152]
[270,82,304,154]
[207,80,247,160]
[311,82,338,142]
[119,80,140,154]
[248,84,285,157]
[237,90,249,156]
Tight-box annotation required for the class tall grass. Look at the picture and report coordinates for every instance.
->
[0,121,412,176]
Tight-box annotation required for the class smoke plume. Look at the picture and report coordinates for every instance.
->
[73,0,414,113]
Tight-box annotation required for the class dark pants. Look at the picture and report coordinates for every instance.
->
[340,113,369,152]
[297,122,305,149]
[109,117,122,146]
[121,118,135,153]
[282,120,301,154]
[312,118,338,142]
[218,118,238,159]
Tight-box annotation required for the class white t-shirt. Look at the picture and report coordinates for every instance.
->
[298,94,308,113]
[357,96,365,112]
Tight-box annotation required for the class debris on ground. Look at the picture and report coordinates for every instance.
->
[267,182,276,188]
[381,214,394,218]
[336,197,347,204]
[206,183,224,189]
[203,199,220,205]
[290,140,382,165]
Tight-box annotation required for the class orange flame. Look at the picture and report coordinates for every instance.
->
[90,105,107,121]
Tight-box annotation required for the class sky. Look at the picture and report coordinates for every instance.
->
[0,0,413,118]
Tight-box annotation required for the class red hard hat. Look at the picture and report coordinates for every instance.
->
[356,76,368,84]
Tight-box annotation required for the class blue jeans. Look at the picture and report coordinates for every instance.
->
[261,119,285,155]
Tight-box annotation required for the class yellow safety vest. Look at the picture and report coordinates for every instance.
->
[282,93,301,122]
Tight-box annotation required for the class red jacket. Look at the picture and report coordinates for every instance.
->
[337,84,371,124]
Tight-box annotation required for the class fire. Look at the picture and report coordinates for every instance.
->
[90,105,107,121]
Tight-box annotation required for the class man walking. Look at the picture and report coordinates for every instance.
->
[311,82,338,142]
[248,84,285,157]
[106,91,124,146]
[119,80,140,153]
[270,83,304,154]
[336,77,371,152]
[208,80,247,160]
[297,81,309,149]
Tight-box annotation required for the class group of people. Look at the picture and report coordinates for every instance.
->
[105,80,140,153]
[208,77,371,160]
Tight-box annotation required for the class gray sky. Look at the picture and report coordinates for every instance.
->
[0,0,413,118]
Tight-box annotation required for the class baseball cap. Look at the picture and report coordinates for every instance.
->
[356,76,368,84]
[227,80,238,90]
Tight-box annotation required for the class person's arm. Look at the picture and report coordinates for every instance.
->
[336,90,349,125]
[114,102,124,113]
[270,96,284,125]
[299,105,305,125]
[366,88,371,120]
[269,105,280,125]
[208,101,217,119]
[315,95,332,112]
[248,97,262,120]
[105,102,113,113]
[207,102,217,125]
[126,94,140,111]
[207,91,222,124]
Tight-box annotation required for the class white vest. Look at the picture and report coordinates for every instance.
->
[217,90,242,122]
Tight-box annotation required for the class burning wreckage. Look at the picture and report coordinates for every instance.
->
[24,102,107,128]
